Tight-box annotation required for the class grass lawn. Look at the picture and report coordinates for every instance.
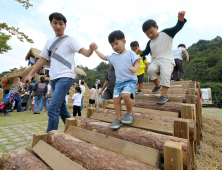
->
[0,108,87,127]
[202,107,222,120]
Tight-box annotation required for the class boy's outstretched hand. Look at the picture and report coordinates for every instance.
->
[135,48,142,55]
[178,11,186,21]
[128,67,137,74]
[90,42,98,51]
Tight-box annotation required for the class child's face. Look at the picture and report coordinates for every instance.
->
[145,26,159,40]
[110,39,126,54]
[131,46,139,53]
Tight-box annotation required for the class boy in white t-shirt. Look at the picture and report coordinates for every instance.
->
[173,44,189,81]
[72,86,82,117]
[24,12,94,133]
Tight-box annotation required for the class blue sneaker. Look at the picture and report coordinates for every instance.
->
[152,86,162,94]
[157,96,169,104]
[122,113,134,124]
[110,118,123,129]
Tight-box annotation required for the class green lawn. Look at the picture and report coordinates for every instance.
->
[0,109,87,127]
[202,107,222,120]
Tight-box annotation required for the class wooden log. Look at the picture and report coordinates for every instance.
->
[1,148,50,170]
[66,126,161,168]
[0,153,3,168]
[96,108,196,141]
[106,104,179,118]
[135,94,184,102]
[109,100,184,114]
[86,107,97,118]
[32,132,48,148]
[74,117,191,170]
[141,89,187,95]
[33,140,85,170]
[164,141,183,170]
[64,118,77,132]
[174,119,189,139]
[139,85,188,90]
[47,130,157,170]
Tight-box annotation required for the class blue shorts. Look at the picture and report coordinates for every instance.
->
[113,80,137,99]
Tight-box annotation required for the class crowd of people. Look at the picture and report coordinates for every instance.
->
[8,10,188,132]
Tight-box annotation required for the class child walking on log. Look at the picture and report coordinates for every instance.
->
[136,11,187,104]
[91,30,140,129]
[72,86,82,117]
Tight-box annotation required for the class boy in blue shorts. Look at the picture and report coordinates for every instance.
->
[136,11,187,104]
[91,30,140,129]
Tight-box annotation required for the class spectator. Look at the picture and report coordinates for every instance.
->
[95,83,102,108]
[72,86,82,117]
[41,80,51,111]
[80,81,85,111]
[98,65,116,107]
[24,79,37,111]
[89,84,96,107]
[31,77,47,114]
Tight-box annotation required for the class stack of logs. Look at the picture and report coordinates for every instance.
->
[0,80,202,170]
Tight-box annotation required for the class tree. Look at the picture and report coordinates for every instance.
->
[0,0,33,43]
[0,32,12,54]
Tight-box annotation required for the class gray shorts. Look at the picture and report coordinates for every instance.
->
[137,74,144,84]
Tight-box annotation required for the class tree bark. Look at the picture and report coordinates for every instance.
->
[109,100,183,114]
[1,148,50,170]
[48,130,158,170]
[75,117,191,170]
[96,108,195,141]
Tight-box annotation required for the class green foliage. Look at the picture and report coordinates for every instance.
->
[0,32,12,54]
[183,36,222,83]
[0,0,33,43]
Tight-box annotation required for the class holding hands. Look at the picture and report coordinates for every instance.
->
[90,42,98,51]
[178,11,186,21]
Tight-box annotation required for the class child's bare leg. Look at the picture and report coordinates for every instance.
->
[138,83,143,90]
[152,78,160,87]
[161,86,169,97]
[122,93,132,115]
[114,96,122,120]
[157,74,160,82]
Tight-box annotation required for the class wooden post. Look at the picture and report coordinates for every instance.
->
[102,100,111,108]
[189,82,196,88]
[32,132,48,148]
[86,107,97,118]
[188,88,196,95]
[185,95,196,104]
[0,153,3,168]
[64,118,77,132]
[164,141,183,170]
[174,119,189,140]
[181,104,196,162]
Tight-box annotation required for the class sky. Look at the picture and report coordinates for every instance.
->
[0,0,222,73]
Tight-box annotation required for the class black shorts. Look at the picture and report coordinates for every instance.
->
[89,99,95,104]
[73,105,81,116]
[137,74,144,84]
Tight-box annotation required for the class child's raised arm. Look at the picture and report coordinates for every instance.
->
[91,42,108,61]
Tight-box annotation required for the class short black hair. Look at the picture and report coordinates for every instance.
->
[40,77,45,83]
[49,12,67,24]
[81,81,84,85]
[108,30,125,44]
[130,41,139,47]
[75,86,81,93]
[178,44,186,48]
[92,84,96,89]
[97,83,102,89]
[142,19,157,32]
[18,76,22,80]
[5,89,9,94]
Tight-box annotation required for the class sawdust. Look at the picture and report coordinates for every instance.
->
[193,114,222,170]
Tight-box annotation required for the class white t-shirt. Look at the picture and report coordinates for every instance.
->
[173,47,186,60]
[80,85,85,97]
[72,93,82,106]
[47,85,51,94]
[40,35,83,80]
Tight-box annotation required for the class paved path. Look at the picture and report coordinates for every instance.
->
[0,120,65,153]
